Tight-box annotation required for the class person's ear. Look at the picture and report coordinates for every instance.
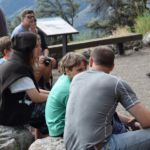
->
[89,56,93,67]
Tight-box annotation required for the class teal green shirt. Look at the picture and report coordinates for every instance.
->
[45,74,71,136]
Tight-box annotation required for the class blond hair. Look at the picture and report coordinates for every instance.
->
[59,52,87,74]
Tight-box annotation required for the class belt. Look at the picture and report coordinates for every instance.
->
[95,142,104,150]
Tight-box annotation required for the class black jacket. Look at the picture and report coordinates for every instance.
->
[0,52,38,125]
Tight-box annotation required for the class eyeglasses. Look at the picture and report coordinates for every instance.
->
[26,15,35,19]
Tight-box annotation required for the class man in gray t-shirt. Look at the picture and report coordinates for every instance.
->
[64,46,150,150]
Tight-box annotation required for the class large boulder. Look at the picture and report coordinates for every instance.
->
[143,32,150,46]
[29,136,65,150]
[0,125,34,150]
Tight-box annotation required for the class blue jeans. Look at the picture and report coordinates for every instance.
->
[102,129,150,150]
[112,112,128,134]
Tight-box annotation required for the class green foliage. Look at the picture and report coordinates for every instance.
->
[134,10,150,34]
[35,0,52,17]
[74,30,105,41]
[74,31,94,41]
[35,0,79,25]
[86,19,111,29]
[86,0,146,34]
[7,16,21,33]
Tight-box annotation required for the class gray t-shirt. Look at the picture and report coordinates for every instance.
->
[64,69,140,150]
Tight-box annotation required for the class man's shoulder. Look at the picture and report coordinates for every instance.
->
[52,75,70,91]
[11,24,25,37]
[74,70,119,80]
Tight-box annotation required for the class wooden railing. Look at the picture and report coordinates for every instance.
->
[48,33,142,58]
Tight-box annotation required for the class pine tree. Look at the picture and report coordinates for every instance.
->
[35,0,52,17]
[35,0,79,26]
[86,0,146,32]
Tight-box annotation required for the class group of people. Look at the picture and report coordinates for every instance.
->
[1,8,150,150]
[0,9,56,140]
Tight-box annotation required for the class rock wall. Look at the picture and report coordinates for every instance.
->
[87,0,145,37]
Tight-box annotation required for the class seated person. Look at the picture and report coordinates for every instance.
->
[82,48,140,133]
[0,32,49,137]
[37,55,55,90]
[64,46,150,150]
[0,36,12,64]
[45,52,87,137]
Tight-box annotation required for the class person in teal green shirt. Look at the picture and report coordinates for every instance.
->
[45,52,87,137]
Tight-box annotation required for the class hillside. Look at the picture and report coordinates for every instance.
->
[0,0,35,18]
[0,0,89,18]
[1,0,149,39]
[0,0,93,32]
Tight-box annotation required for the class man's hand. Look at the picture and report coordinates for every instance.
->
[127,118,142,130]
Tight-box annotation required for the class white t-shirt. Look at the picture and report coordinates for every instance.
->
[9,77,36,93]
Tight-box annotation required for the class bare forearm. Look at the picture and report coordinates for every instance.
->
[39,89,50,94]
[117,112,134,124]
[26,89,48,103]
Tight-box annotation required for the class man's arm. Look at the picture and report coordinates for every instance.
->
[128,103,150,128]
[117,112,142,130]
[116,79,150,128]
[117,113,134,123]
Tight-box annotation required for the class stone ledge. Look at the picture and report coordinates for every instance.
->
[29,136,65,150]
[0,125,34,150]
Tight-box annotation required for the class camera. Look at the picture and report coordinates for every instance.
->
[43,57,51,66]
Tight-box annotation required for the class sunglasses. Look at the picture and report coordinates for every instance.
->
[26,15,35,19]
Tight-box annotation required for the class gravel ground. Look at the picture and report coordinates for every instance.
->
[52,47,150,115]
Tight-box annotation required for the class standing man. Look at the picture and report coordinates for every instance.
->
[11,9,35,38]
[64,46,150,150]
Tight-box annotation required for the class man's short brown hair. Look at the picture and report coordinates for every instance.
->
[0,36,11,55]
[21,9,35,19]
[91,46,115,67]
